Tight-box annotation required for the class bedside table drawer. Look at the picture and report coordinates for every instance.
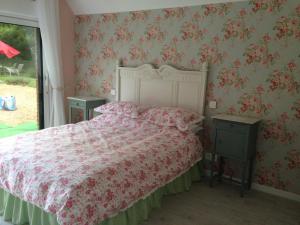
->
[216,120,249,134]
[216,130,247,159]
[69,100,86,108]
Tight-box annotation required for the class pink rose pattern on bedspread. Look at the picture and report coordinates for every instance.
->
[0,114,202,225]
[74,0,300,195]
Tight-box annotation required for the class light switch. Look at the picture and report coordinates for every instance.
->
[209,101,217,109]
[110,89,116,96]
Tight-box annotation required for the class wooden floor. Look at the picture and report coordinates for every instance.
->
[0,181,299,225]
[141,181,300,225]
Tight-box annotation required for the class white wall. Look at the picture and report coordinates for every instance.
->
[0,0,37,27]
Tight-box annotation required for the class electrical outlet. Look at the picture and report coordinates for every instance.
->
[110,89,116,96]
[209,101,217,109]
[205,152,212,161]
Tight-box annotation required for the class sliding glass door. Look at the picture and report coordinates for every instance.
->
[0,22,43,138]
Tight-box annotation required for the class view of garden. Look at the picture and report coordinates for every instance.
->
[0,23,38,138]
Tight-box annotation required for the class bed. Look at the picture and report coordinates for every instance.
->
[0,62,208,225]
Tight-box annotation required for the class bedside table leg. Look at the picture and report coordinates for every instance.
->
[209,153,215,187]
[240,161,247,197]
[69,106,72,123]
[218,156,225,183]
[83,109,89,120]
[247,157,254,190]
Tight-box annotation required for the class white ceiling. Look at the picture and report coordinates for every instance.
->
[66,0,247,15]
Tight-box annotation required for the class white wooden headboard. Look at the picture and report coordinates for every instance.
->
[116,62,208,114]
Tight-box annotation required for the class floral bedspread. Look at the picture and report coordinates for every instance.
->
[0,114,202,225]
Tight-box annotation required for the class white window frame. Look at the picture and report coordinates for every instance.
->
[0,12,38,28]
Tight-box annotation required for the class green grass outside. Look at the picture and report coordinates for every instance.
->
[0,75,36,88]
[0,121,38,138]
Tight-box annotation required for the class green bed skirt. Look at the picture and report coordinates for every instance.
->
[0,163,202,225]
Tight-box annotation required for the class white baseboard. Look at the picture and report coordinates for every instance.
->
[204,169,300,202]
[252,183,300,202]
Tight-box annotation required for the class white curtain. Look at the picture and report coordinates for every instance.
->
[37,0,66,127]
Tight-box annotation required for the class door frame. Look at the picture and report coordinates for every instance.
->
[36,29,44,129]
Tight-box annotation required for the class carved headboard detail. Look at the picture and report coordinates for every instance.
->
[116,61,208,114]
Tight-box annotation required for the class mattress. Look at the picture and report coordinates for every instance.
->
[0,113,202,225]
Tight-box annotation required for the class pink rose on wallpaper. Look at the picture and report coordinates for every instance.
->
[152,58,161,67]
[296,5,300,16]
[74,32,79,42]
[233,59,241,68]
[130,11,149,21]
[129,45,148,61]
[261,113,296,144]
[75,15,91,24]
[218,67,248,89]
[160,43,183,64]
[256,85,265,95]
[163,8,185,18]
[88,64,103,76]
[89,26,104,41]
[101,13,118,23]
[226,106,237,115]
[101,45,117,59]
[102,75,113,95]
[291,99,300,119]
[274,16,300,40]
[121,57,129,65]
[285,149,300,170]
[76,46,91,59]
[203,4,217,16]
[144,24,166,42]
[192,12,203,21]
[76,79,89,92]
[256,151,265,162]
[244,36,279,66]
[114,26,133,41]
[212,36,220,45]
[189,58,198,68]
[250,0,287,13]
[267,63,299,94]
[203,3,231,16]
[239,8,247,17]
[181,22,207,41]
[287,61,296,71]
[199,43,225,65]
[223,18,255,40]
[238,88,272,116]
[255,164,290,191]
[263,34,271,42]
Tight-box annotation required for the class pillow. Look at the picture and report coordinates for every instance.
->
[94,101,146,118]
[142,106,204,131]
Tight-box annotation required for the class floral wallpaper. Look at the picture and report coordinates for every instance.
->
[74,0,300,195]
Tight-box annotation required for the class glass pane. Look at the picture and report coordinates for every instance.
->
[0,23,40,138]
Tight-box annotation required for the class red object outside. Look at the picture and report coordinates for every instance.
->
[0,40,20,58]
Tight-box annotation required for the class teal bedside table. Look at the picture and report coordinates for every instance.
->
[67,96,106,123]
[209,114,260,197]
